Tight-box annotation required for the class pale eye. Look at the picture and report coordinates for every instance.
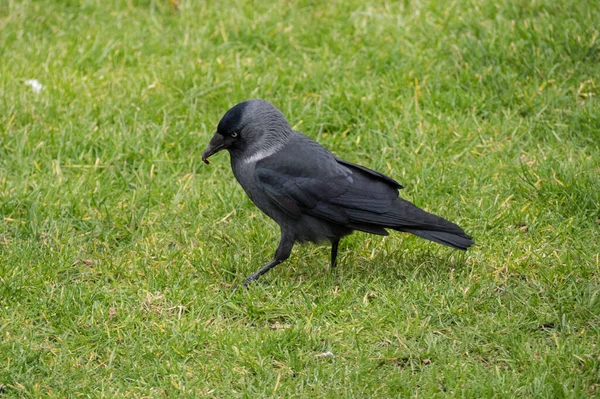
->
[231,132,238,138]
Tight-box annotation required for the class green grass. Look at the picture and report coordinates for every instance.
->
[1,0,599,396]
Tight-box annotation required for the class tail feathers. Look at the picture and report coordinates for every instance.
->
[402,229,474,250]
[342,197,474,250]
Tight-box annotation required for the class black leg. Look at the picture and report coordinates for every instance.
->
[243,232,294,287]
[243,259,282,286]
[331,239,340,268]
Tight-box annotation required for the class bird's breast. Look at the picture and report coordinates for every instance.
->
[231,157,278,217]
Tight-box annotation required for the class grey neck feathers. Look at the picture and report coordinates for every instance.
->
[233,104,293,162]
[242,126,292,164]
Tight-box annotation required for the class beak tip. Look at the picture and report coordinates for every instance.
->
[202,134,226,165]
[201,148,213,164]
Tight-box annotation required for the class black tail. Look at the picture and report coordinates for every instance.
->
[401,229,474,250]
[387,199,474,250]
[339,196,474,250]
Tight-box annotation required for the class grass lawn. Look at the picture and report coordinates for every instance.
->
[1,0,599,397]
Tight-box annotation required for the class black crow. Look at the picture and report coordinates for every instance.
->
[202,99,473,286]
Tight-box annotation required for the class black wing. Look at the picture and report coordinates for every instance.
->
[255,138,408,233]
[334,157,403,189]
[255,136,473,250]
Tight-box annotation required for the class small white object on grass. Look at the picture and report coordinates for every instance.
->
[25,79,43,93]
[315,351,334,358]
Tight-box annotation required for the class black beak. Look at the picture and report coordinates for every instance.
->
[202,133,226,164]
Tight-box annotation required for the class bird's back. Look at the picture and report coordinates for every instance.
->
[231,129,472,249]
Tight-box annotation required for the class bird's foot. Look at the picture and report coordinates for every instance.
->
[230,284,245,292]
[243,273,260,288]
[230,275,267,291]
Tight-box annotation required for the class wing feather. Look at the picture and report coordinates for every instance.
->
[255,139,402,227]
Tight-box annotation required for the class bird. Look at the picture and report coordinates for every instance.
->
[202,99,473,286]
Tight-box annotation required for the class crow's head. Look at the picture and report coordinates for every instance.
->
[202,99,291,164]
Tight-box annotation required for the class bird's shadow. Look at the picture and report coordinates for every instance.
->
[241,237,472,290]
[332,248,465,284]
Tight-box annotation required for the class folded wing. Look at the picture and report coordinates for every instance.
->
[256,140,473,249]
